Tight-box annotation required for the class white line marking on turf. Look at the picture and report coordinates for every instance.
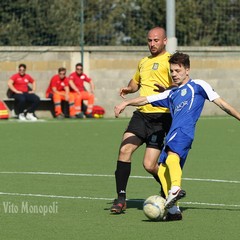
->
[182,177,240,184]
[0,192,239,208]
[0,171,239,184]
[181,201,240,208]
[0,192,111,200]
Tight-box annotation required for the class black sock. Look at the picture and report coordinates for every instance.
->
[115,160,131,200]
[153,174,160,184]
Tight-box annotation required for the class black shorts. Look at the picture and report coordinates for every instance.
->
[125,111,172,150]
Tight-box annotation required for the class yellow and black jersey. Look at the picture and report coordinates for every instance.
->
[132,52,172,113]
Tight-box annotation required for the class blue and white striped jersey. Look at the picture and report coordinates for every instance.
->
[147,79,220,139]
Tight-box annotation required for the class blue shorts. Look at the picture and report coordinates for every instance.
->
[159,128,193,168]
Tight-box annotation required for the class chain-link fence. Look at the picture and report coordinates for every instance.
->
[0,0,239,46]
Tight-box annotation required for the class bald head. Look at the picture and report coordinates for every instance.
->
[148,27,166,38]
[147,27,167,57]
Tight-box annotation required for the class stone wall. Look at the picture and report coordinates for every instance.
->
[0,46,240,118]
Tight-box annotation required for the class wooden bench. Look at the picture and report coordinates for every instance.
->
[3,98,86,118]
[3,98,56,118]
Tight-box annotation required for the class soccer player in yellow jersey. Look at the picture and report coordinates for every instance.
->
[111,27,173,215]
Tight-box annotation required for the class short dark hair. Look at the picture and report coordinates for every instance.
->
[58,67,66,73]
[169,52,190,69]
[75,63,83,68]
[18,63,26,69]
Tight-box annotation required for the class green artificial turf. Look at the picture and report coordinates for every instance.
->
[0,117,239,240]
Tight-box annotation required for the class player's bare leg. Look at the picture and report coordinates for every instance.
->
[110,132,142,214]
[118,132,142,161]
[143,147,165,197]
[143,147,160,175]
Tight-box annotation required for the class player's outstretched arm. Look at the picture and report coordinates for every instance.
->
[119,79,140,98]
[114,96,148,117]
[213,98,240,121]
[153,83,177,93]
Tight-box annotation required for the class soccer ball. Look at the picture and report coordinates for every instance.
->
[143,195,167,221]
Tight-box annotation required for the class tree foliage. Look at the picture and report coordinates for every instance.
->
[175,0,240,46]
[0,0,239,46]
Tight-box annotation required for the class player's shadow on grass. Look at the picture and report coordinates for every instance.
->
[106,199,188,212]
[126,199,145,210]
[105,199,145,213]
[105,199,239,213]
[126,199,190,213]
[104,198,187,211]
[126,201,240,213]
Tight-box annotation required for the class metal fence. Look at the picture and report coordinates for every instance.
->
[0,0,239,46]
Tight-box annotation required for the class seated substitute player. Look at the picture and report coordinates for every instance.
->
[46,67,76,119]
[7,63,40,121]
[69,63,95,118]
[114,51,240,221]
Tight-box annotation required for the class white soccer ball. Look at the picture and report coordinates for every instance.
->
[143,195,167,221]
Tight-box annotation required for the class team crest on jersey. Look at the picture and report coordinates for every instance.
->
[181,88,187,96]
[152,63,159,70]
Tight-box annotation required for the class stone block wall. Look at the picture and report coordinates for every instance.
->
[0,46,240,118]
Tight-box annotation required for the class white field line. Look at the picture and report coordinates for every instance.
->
[0,191,239,208]
[0,192,110,200]
[0,171,239,184]
[0,171,239,208]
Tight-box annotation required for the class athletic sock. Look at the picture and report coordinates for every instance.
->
[158,163,171,198]
[153,174,160,183]
[115,160,131,200]
[165,154,182,187]
[153,174,166,198]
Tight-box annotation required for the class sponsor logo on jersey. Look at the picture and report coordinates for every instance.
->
[174,100,188,114]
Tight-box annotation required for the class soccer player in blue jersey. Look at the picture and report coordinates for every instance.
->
[114,52,240,220]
